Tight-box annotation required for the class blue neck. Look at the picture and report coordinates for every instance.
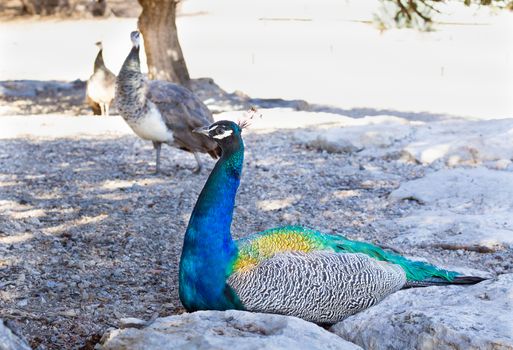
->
[179,139,244,311]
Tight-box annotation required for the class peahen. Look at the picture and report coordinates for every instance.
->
[86,41,116,116]
[115,31,220,174]
[178,120,486,324]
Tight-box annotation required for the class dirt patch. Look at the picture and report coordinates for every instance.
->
[0,80,91,116]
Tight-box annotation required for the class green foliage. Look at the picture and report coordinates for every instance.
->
[376,0,513,30]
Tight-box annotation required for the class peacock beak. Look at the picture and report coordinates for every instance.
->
[193,126,211,137]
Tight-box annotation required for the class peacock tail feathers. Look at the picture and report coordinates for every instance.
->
[233,225,460,282]
[327,235,460,282]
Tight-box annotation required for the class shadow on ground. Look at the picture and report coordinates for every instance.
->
[1,78,457,123]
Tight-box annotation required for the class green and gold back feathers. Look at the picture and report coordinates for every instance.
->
[233,226,459,282]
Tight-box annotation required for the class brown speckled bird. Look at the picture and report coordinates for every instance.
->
[86,41,116,116]
[115,31,220,174]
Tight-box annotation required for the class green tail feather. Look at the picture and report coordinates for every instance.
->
[250,226,462,283]
[326,235,460,282]
[403,275,486,288]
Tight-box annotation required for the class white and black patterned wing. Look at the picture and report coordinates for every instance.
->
[227,251,406,324]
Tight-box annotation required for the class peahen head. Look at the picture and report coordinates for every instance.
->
[193,121,243,155]
[130,31,141,48]
[95,41,103,50]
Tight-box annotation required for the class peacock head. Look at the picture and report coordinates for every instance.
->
[193,120,243,152]
[130,31,141,48]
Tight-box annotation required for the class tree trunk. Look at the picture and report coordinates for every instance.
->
[137,0,190,85]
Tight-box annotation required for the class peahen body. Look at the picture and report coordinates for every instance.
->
[86,41,116,116]
[115,31,220,174]
[178,120,485,324]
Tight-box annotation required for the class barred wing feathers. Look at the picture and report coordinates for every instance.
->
[228,251,406,324]
[147,80,220,157]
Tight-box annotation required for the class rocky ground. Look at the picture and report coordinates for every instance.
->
[0,80,91,116]
[100,310,362,350]
[1,80,512,349]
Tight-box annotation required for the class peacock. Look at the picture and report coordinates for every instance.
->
[178,120,486,324]
[86,41,116,116]
[115,31,220,174]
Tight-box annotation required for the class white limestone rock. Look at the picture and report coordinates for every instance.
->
[389,167,513,251]
[99,310,362,350]
[0,320,31,350]
[402,119,513,167]
[292,115,414,154]
[288,113,513,167]
[331,274,513,350]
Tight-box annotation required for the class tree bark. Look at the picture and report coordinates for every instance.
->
[137,0,190,85]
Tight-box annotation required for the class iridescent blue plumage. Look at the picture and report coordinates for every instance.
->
[179,122,245,311]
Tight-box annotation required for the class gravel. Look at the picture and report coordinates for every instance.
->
[0,80,92,116]
[0,83,510,349]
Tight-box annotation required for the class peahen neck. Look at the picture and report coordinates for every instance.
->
[179,136,244,311]
[93,49,106,72]
[115,46,148,120]
[121,46,141,73]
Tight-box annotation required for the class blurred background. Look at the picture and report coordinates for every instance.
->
[0,0,512,119]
